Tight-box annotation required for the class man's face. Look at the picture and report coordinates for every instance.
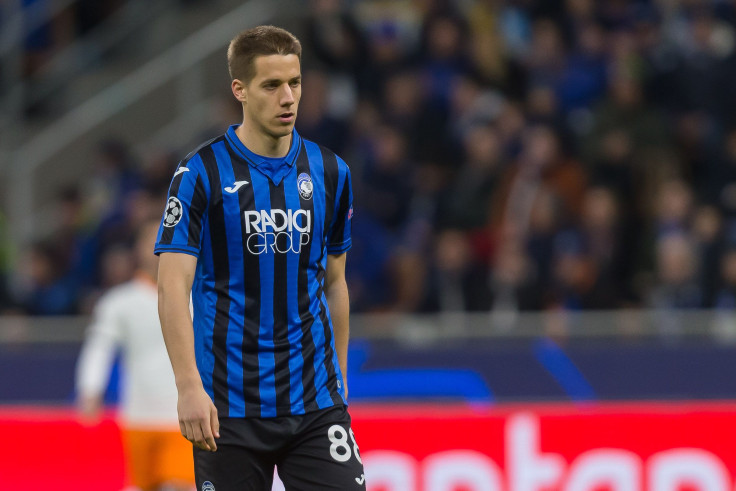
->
[241,54,301,139]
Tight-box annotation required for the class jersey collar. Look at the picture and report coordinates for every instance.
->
[225,125,302,185]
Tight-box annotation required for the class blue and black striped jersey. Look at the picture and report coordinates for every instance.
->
[155,125,353,418]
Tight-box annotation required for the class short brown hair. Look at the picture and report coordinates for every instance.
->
[227,25,302,83]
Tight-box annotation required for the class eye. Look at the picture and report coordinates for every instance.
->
[290,80,301,88]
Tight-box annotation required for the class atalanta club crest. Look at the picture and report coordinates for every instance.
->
[297,173,313,200]
[163,197,183,227]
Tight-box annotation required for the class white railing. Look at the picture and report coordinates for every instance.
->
[2,310,735,345]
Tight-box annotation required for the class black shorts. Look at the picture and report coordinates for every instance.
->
[194,405,366,491]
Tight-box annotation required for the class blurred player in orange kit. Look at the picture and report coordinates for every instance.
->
[76,219,194,491]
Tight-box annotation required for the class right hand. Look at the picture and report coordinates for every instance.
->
[77,394,103,426]
[177,384,220,451]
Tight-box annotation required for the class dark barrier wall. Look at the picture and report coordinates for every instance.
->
[3,337,736,403]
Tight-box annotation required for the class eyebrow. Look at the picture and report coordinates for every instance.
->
[261,76,301,85]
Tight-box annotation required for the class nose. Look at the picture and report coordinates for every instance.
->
[280,84,294,106]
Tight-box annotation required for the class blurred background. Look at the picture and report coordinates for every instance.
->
[4,0,736,489]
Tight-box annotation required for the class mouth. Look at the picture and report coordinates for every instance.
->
[277,112,295,123]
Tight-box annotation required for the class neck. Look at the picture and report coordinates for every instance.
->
[236,121,292,158]
[135,268,157,286]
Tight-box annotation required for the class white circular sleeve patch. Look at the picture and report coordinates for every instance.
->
[163,196,183,227]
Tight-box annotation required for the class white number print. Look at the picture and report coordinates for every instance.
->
[328,424,362,464]
[350,428,362,464]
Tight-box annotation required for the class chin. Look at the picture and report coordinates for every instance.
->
[271,126,294,138]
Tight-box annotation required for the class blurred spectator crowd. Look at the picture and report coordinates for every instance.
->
[2,0,122,99]
[4,0,736,321]
[0,0,205,116]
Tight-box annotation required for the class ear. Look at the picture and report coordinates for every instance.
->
[231,79,247,103]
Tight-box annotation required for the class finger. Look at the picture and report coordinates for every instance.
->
[200,411,217,452]
[183,421,195,443]
[211,405,221,439]
[203,424,217,452]
[191,420,211,451]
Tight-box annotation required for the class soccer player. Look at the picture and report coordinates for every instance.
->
[155,26,365,490]
[76,219,195,491]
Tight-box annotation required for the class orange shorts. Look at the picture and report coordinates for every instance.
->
[123,427,194,490]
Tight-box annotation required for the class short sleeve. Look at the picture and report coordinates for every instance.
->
[154,155,209,257]
[327,161,353,255]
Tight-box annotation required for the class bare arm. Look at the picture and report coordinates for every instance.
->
[158,252,219,451]
[325,253,350,399]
